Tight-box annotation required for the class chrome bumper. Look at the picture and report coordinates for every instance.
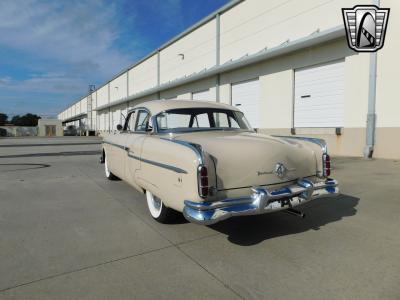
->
[183,178,339,225]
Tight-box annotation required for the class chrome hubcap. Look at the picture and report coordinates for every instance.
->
[152,195,161,210]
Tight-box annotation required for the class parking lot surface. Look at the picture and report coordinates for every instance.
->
[0,137,399,299]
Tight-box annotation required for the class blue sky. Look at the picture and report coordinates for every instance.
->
[0,0,229,118]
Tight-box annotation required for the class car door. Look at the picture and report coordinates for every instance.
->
[109,111,133,181]
[125,109,151,186]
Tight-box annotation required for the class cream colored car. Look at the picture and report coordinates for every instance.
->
[101,100,338,225]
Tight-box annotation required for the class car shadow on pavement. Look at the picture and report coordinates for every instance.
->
[209,194,359,246]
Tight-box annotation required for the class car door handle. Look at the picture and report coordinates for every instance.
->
[301,95,311,98]
[235,104,242,106]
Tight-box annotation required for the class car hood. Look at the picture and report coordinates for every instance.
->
[173,131,317,190]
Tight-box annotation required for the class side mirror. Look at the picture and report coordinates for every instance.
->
[116,124,123,131]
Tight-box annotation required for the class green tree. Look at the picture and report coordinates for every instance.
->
[11,114,41,126]
[0,113,8,125]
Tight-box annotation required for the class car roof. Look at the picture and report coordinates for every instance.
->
[130,99,240,115]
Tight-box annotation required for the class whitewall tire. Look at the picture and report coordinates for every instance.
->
[104,154,118,180]
[146,190,178,223]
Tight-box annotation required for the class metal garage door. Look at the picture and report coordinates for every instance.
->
[231,79,260,128]
[192,89,210,101]
[294,60,345,127]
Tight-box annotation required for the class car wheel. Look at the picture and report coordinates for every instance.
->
[104,155,118,180]
[146,190,177,223]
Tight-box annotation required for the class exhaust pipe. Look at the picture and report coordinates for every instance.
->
[285,208,306,218]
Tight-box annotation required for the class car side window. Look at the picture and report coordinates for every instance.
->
[135,110,150,132]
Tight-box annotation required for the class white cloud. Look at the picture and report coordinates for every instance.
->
[0,76,12,85]
[0,0,133,77]
[0,73,86,94]
[0,0,188,116]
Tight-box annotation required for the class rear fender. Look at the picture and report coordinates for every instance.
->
[272,136,327,178]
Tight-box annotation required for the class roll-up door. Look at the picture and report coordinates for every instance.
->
[294,60,345,127]
[231,79,260,128]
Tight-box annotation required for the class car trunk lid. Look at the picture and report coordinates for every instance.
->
[174,131,317,190]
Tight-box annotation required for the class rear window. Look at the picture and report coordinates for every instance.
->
[155,108,252,133]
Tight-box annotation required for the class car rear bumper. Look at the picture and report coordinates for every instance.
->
[183,178,339,225]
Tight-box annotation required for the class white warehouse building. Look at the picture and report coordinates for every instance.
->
[58,0,399,159]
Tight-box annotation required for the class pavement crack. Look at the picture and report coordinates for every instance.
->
[75,164,240,298]
[175,245,245,300]
[0,245,174,294]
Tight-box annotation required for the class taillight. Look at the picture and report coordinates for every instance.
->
[198,165,209,198]
[323,154,331,177]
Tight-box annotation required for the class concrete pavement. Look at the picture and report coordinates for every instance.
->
[0,137,399,299]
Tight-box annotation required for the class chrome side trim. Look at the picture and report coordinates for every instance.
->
[127,152,187,174]
[183,178,339,225]
[103,141,127,150]
[272,135,327,154]
[160,138,204,165]
[104,141,187,174]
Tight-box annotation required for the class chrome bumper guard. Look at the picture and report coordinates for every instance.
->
[183,178,339,225]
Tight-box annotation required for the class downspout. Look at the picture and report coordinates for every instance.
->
[215,13,221,103]
[363,0,379,158]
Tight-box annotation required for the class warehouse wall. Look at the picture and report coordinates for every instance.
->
[80,97,87,114]
[59,0,398,158]
[219,0,371,63]
[219,37,371,157]
[110,73,128,103]
[160,19,216,84]
[374,0,400,159]
[131,54,158,94]
[97,84,109,107]
[160,77,217,100]
[129,93,158,109]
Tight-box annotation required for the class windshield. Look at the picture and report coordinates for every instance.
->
[155,108,252,133]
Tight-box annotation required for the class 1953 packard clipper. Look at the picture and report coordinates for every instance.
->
[101,100,339,225]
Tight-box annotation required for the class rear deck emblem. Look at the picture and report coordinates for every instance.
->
[274,163,287,179]
[342,5,390,52]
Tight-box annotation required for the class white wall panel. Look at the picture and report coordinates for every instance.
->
[127,68,134,97]
[160,19,216,84]
[376,0,400,127]
[110,104,126,131]
[74,103,80,116]
[97,111,104,131]
[98,110,109,131]
[91,110,97,130]
[294,60,345,127]
[132,54,158,94]
[91,91,97,109]
[110,73,128,103]
[192,89,211,101]
[111,108,120,131]
[97,84,109,107]
[220,0,363,63]
[80,97,87,114]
